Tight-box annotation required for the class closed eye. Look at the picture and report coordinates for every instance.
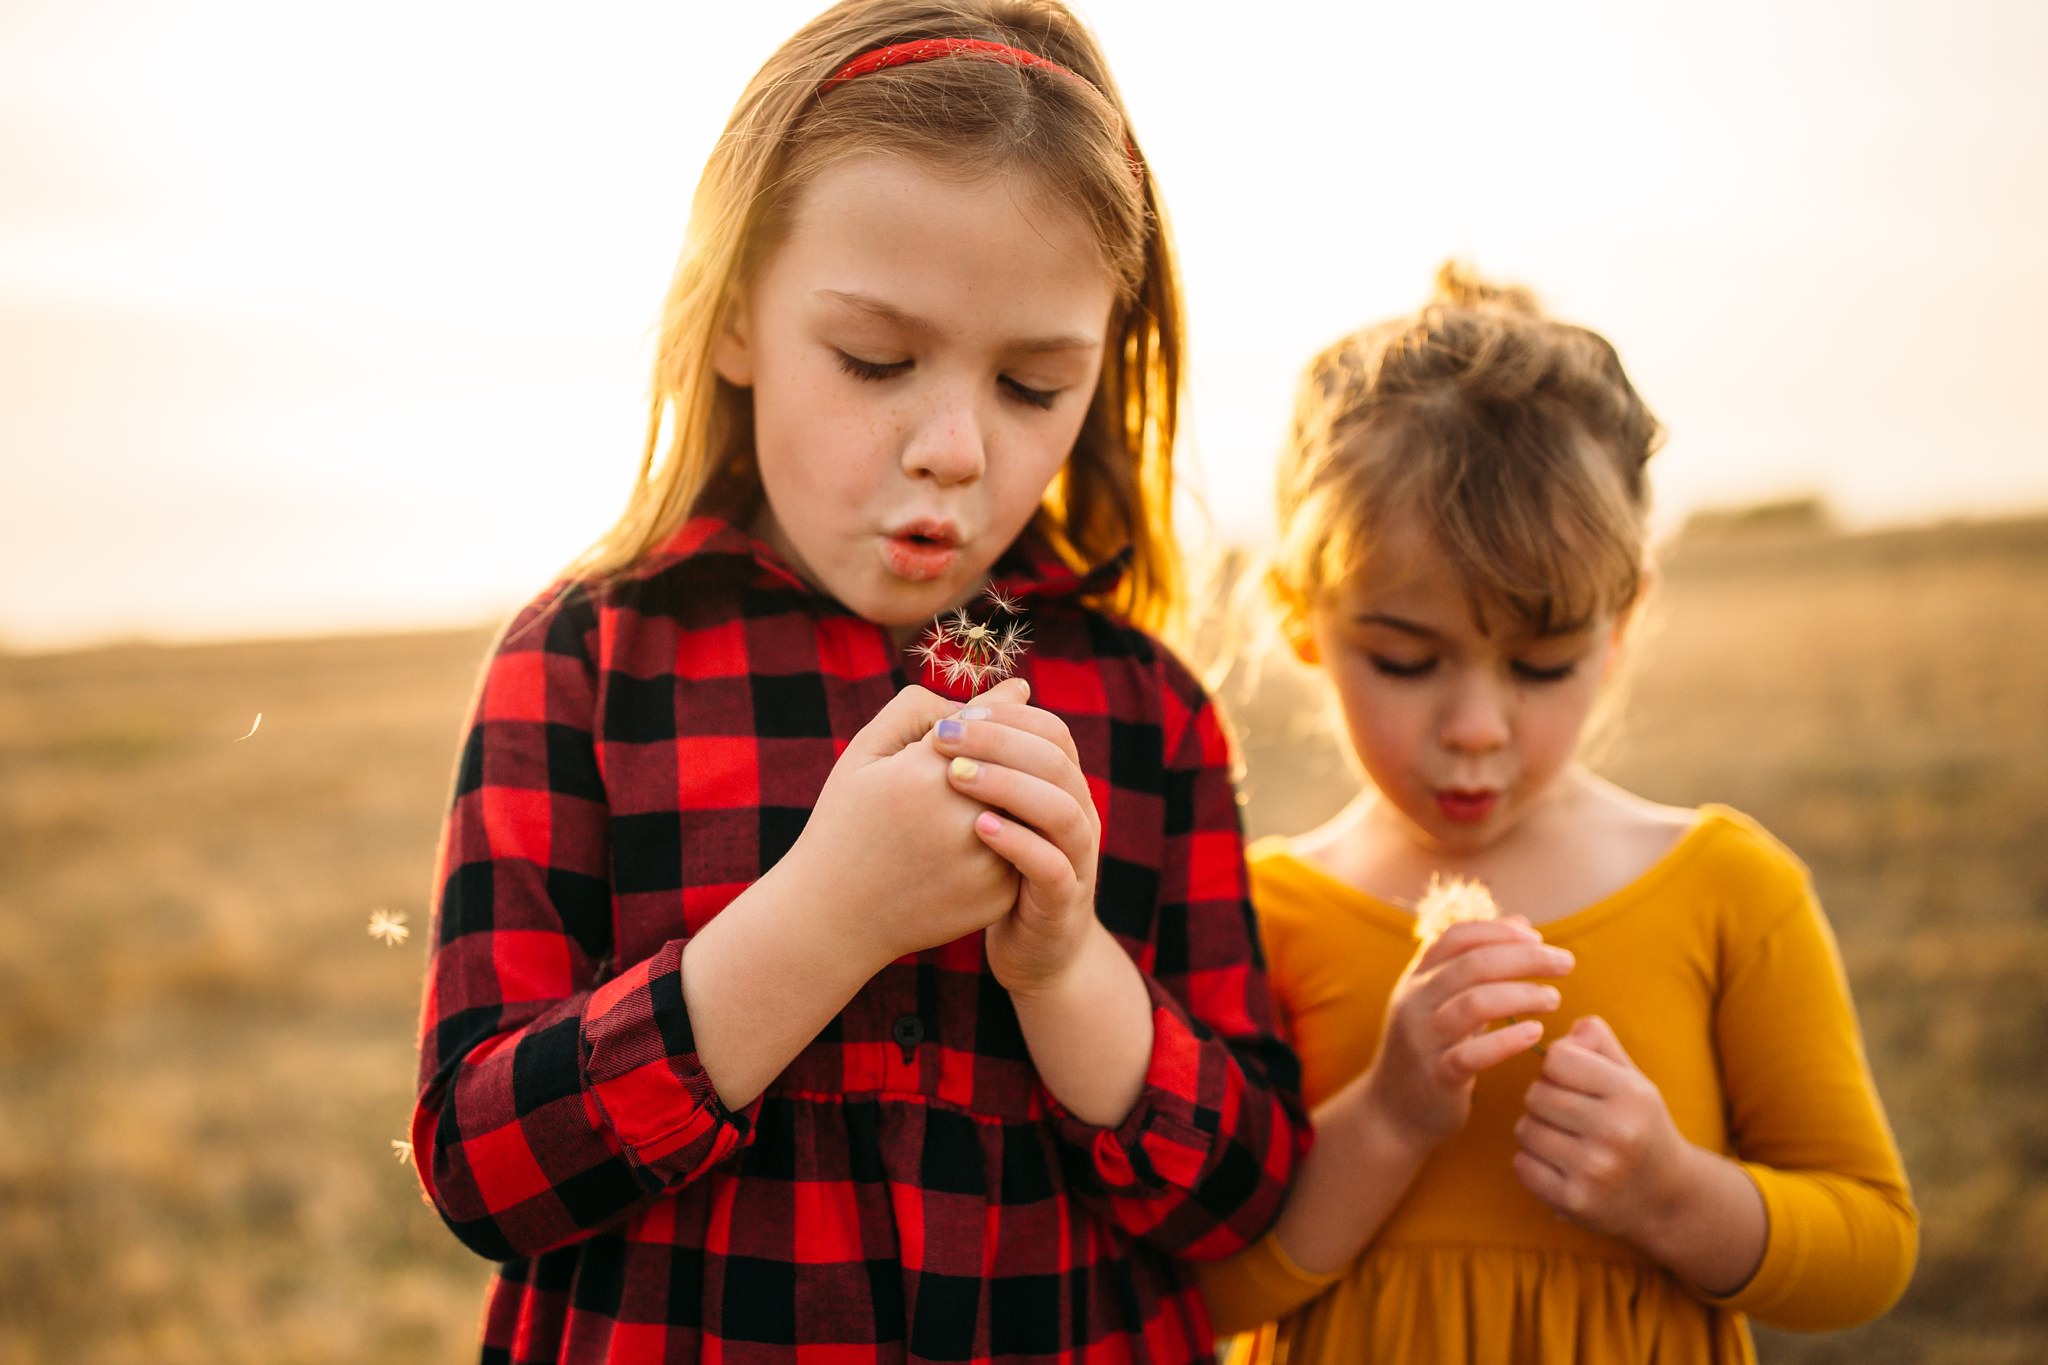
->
[837,350,911,382]
[1000,375,1060,410]
[1368,654,1436,679]
[1511,660,1580,684]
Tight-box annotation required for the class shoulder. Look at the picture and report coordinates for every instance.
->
[1033,605,1224,758]
[1673,805,1822,943]
[492,579,602,667]
[1243,839,1328,938]
[1686,805,1813,893]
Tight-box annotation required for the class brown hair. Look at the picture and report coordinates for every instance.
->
[1271,261,1663,639]
[570,0,1184,633]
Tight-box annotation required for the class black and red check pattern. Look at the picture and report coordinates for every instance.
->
[413,516,1306,1364]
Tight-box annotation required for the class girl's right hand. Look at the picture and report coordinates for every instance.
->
[785,678,1029,970]
[1362,919,1575,1149]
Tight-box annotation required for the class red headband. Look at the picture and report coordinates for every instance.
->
[821,37,1087,94]
[819,38,1142,181]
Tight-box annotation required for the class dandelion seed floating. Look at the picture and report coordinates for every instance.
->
[390,1138,414,1164]
[367,908,411,946]
[911,585,1032,696]
[1412,874,1547,1054]
[234,712,263,742]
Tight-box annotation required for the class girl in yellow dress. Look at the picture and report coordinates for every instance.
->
[1197,265,1916,1364]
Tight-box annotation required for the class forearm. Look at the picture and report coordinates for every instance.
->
[1011,919,1153,1127]
[1271,1074,1433,1274]
[1631,1142,1768,1297]
[679,853,885,1109]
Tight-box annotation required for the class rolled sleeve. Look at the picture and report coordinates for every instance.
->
[581,938,761,1176]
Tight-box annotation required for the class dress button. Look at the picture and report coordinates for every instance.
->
[891,1014,925,1062]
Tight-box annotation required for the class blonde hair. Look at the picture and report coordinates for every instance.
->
[571,0,1184,633]
[1271,262,1663,640]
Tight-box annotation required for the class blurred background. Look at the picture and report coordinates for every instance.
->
[2,0,2043,1360]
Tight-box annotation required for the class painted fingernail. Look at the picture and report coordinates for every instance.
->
[950,756,979,782]
[936,718,966,742]
[957,706,990,720]
[976,811,1003,836]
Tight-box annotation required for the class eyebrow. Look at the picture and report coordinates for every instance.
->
[1352,611,1593,643]
[1353,612,1440,640]
[818,290,1101,354]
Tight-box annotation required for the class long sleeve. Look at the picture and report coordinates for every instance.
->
[1700,854,1918,1328]
[1042,679,1309,1260]
[411,589,759,1261]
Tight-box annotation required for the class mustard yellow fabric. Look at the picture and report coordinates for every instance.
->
[1199,806,1916,1365]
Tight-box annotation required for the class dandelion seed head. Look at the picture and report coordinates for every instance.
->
[391,1138,415,1164]
[911,585,1033,696]
[1413,874,1499,946]
[367,908,412,947]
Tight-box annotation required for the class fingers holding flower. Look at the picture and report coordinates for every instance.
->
[1366,920,1575,1147]
[931,695,1101,995]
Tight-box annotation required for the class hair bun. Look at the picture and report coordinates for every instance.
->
[1432,259,1541,316]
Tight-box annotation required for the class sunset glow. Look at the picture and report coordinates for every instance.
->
[3,0,2042,650]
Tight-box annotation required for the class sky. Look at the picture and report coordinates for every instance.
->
[2,0,2043,652]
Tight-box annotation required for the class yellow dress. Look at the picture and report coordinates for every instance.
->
[1198,806,1916,1365]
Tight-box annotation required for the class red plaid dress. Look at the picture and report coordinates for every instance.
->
[413,515,1306,1365]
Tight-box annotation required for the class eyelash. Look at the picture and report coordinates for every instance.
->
[834,352,1061,410]
[1366,655,1581,684]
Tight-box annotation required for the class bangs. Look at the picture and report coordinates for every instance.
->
[1313,410,1646,635]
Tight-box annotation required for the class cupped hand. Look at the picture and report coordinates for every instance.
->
[1512,1014,1687,1240]
[929,684,1102,997]
[1363,919,1574,1149]
[787,677,1030,970]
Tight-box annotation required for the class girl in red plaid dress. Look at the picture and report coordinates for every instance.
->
[412,4,1307,1362]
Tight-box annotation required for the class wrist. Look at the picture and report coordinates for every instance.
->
[1626,1137,1715,1254]
[756,845,895,977]
[1343,1070,1445,1167]
[1001,915,1109,1006]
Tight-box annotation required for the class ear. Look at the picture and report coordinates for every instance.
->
[1602,562,1657,681]
[1267,569,1321,665]
[712,296,755,388]
[1283,613,1321,666]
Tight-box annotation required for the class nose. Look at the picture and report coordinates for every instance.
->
[1438,669,1511,755]
[901,383,987,486]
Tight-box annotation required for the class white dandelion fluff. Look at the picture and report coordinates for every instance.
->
[912,590,1031,695]
[367,908,411,947]
[1412,874,1499,945]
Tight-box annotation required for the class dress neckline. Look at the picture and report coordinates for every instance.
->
[1254,805,1736,943]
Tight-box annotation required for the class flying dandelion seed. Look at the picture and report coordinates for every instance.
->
[912,590,1032,695]
[234,713,263,742]
[1412,874,1547,1054]
[391,1138,414,1164]
[367,908,411,946]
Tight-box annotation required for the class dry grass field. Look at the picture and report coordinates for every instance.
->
[2,513,2044,1363]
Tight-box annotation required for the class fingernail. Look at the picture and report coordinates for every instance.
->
[1540,988,1562,1008]
[936,717,966,742]
[950,756,979,782]
[975,811,1003,836]
[956,706,991,720]
[1549,950,1575,971]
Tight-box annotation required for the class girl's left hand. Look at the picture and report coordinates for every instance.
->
[1512,1015,1688,1243]
[931,694,1100,996]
